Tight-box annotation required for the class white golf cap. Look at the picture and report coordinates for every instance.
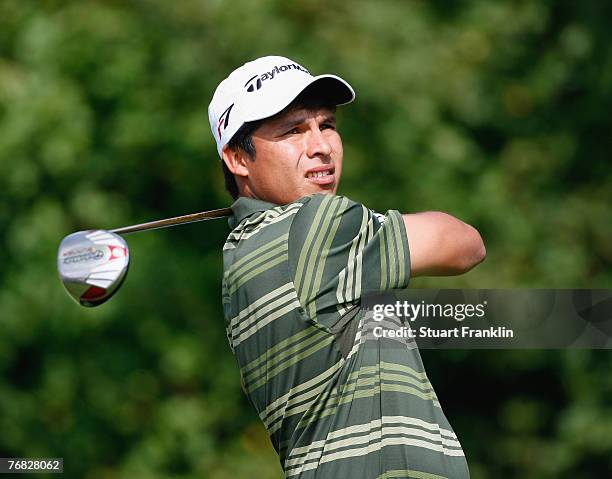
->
[208,55,355,157]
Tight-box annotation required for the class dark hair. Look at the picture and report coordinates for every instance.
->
[222,88,338,200]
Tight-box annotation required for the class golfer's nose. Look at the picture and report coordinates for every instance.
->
[305,127,332,158]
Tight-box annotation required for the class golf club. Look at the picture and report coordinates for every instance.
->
[57,207,232,307]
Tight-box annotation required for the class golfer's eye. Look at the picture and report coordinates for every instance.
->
[285,128,300,135]
[321,123,336,131]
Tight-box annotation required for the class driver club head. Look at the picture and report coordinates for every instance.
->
[57,230,130,307]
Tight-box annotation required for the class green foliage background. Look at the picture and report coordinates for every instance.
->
[0,1,610,477]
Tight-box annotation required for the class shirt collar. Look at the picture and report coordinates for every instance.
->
[229,196,279,229]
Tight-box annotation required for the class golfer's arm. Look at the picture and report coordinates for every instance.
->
[402,212,486,277]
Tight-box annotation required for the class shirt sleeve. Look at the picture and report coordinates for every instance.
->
[288,194,410,329]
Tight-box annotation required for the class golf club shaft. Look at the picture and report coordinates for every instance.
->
[110,207,232,235]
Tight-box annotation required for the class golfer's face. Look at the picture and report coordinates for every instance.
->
[247,107,343,205]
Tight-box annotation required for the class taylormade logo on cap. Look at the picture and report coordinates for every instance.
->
[208,55,355,158]
[244,62,310,92]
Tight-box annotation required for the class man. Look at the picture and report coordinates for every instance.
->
[209,55,485,478]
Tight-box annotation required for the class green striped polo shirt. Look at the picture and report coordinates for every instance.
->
[222,193,469,479]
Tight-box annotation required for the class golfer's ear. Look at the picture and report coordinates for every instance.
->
[222,145,250,178]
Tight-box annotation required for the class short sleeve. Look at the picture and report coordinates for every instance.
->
[288,194,410,327]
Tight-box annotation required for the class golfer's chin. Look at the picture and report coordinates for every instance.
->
[304,175,338,195]
[272,180,339,205]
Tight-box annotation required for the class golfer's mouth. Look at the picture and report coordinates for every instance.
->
[305,165,335,185]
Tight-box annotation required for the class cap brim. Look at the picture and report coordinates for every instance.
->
[245,74,355,123]
[303,74,356,106]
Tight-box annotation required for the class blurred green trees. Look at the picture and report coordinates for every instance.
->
[0,1,610,477]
